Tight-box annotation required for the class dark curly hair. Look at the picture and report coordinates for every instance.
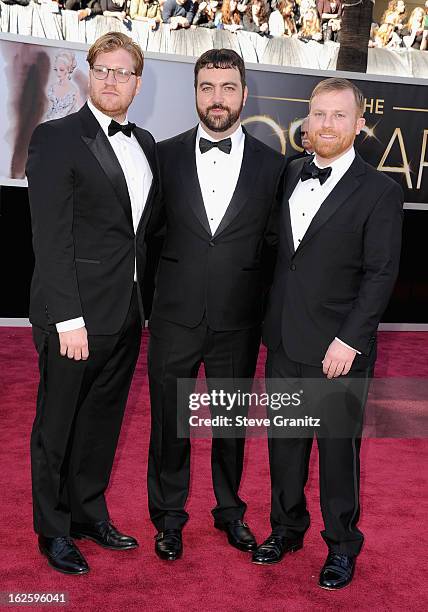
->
[194,48,246,89]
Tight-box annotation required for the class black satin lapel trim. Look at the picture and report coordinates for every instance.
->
[296,171,360,253]
[179,136,211,236]
[133,129,158,236]
[283,197,295,256]
[133,128,157,180]
[282,161,302,256]
[136,182,155,236]
[284,158,304,204]
[82,131,133,228]
[213,139,260,239]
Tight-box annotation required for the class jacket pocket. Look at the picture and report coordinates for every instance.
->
[75,258,101,264]
[323,300,354,312]
[161,255,179,263]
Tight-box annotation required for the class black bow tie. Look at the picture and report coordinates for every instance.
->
[300,159,332,185]
[199,137,232,155]
[108,119,136,138]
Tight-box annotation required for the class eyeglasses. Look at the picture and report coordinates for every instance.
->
[91,65,136,83]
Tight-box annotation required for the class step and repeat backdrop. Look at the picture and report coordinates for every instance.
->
[0,34,427,322]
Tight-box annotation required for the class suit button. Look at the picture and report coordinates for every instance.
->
[290,264,296,271]
[209,241,215,247]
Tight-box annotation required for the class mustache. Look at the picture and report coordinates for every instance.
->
[207,105,230,112]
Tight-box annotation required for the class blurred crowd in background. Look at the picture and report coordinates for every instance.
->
[370,0,427,50]
[2,0,428,49]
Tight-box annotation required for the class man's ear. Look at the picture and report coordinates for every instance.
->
[242,85,248,107]
[356,116,366,135]
[135,75,142,96]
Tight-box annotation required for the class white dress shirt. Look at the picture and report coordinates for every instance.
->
[195,124,245,235]
[289,147,355,250]
[288,146,359,353]
[56,99,152,333]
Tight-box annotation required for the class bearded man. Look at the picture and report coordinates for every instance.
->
[147,48,285,561]
[253,77,403,590]
[27,32,158,574]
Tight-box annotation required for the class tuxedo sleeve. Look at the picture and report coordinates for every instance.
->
[337,180,404,354]
[263,157,287,251]
[26,123,83,324]
[261,157,286,298]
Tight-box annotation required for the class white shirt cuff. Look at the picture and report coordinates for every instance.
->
[335,337,361,355]
[56,317,85,333]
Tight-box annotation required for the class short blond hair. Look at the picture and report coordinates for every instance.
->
[87,32,144,76]
[55,51,77,74]
[310,77,365,117]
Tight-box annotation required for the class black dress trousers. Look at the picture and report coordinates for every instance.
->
[265,341,376,556]
[30,286,141,537]
[147,314,261,531]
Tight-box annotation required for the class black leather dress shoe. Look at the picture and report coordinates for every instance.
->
[252,533,303,564]
[318,551,356,590]
[70,520,138,550]
[214,520,257,552]
[38,535,89,575]
[155,529,182,561]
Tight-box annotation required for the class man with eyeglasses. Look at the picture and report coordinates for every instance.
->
[26,32,158,575]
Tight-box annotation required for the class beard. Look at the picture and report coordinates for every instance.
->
[89,84,135,118]
[197,100,244,133]
[310,130,355,161]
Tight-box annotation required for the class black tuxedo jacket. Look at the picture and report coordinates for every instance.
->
[285,150,312,168]
[263,153,404,366]
[151,126,285,331]
[26,103,159,335]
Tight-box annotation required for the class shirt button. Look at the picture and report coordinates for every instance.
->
[212,190,215,193]
[311,188,314,191]
[302,213,305,216]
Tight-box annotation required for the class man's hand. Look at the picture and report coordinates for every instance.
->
[322,339,356,379]
[59,327,89,361]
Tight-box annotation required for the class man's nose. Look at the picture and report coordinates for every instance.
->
[321,114,333,128]
[212,87,225,104]
[105,69,117,85]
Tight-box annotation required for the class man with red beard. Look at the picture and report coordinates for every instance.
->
[147,48,285,561]
[27,32,158,574]
[253,78,403,589]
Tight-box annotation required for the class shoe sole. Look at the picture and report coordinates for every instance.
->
[39,547,89,575]
[318,581,352,591]
[251,543,303,565]
[70,533,138,550]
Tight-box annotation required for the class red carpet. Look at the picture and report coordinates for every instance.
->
[0,330,427,611]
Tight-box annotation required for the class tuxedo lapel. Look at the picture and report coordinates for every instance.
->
[213,130,262,239]
[79,104,133,229]
[133,128,157,236]
[178,127,211,236]
[282,157,304,256]
[296,155,365,254]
